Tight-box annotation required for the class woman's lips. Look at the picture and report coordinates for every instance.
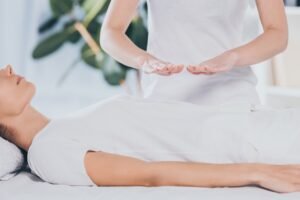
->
[17,76,24,84]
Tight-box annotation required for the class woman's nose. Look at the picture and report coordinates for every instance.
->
[5,65,14,76]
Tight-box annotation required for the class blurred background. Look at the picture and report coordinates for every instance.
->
[0,0,299,118]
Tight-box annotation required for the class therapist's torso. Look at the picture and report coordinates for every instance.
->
[142,0,260,106]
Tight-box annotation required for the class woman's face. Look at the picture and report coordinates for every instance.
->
[0,65,36,118]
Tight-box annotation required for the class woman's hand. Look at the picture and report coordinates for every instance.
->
[187,51,239,75]
[85,150,300,193]
[256,164,300,193]
[141,56,184,76]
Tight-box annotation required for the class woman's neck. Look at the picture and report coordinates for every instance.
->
[2,105,50,151]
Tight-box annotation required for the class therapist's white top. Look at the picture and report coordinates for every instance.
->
[28,95,300,186]
[142,0,260,106]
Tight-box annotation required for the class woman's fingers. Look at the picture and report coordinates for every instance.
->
[258,164,300,193]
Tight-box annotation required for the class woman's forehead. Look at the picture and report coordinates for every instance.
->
[0,65,11,74]
[0,66,7,72]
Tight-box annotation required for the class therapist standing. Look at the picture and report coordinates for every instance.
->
[100,0,288,106]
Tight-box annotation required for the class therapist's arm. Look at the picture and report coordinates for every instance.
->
[100,0,147,69]
[230,0,288,67]
[187,0,288,75]
[85,151,300,193]
[100,0,183,75]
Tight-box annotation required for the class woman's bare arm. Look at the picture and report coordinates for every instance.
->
[230,0,288,67]
[84,151,300,193]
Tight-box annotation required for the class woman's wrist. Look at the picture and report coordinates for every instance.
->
[225,163,262,186]
[244,163,265,186]
[245,163,283,187]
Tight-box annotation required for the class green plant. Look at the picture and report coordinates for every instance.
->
[32,0,148,87]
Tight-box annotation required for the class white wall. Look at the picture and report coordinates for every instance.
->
[0,0,126,117]
[0,1,281,117]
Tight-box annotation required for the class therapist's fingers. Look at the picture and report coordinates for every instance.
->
[169,64,184,74]
[155,64,183,76]
[170,65,179,73]
[197,65,214,73]
[159,64,173,73]
[187,65,205,73]
[187,65,215,75]
[176,64,185,73]
[142,59,184,76]
[202,66,220,74]
[154,64,173,75]
[168,64,183,74]
[187,66,200,74]
[210,65,231,72]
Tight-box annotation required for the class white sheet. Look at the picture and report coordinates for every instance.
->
[1,171,300,200]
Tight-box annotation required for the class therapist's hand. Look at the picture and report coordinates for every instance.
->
[187,51,239,75]
[140,56,184,76]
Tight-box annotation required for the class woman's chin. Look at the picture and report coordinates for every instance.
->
[24,80,36,92]
[24,81,36,103]
[29,83,36,99]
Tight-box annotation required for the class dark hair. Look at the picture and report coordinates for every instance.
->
[0,123,12,142]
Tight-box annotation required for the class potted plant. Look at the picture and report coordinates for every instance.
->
[32,0,148,93]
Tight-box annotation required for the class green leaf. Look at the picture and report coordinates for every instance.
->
[125,23,134,38]
[128,17,148,50]
[81,44,127,86]
[50,0,74,17]
[81,44,100,69]
[81,0,110,15]
[64,21,81,43]
[117,61,133,71]
[87,20,101,35]
[101,55,127,86]
[68,31,81,44]
[81,0,98,13]
[79,0,86,6]
[82,0,107,26]
[97,0,110,16]
[139,1,148,28]
[38,17,59,33]
[32,30,70,59]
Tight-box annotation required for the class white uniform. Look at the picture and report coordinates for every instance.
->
[28,95,300,186]
[142,0,260,106]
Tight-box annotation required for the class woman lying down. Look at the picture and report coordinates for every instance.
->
[1,65,300,193]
